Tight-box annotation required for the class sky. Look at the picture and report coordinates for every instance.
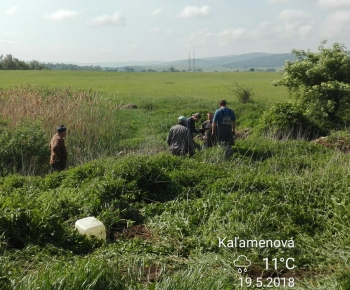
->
[1,0,350,64]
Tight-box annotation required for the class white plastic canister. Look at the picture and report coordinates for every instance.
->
[75,217,106,240]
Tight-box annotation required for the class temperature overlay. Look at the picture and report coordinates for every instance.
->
[237,257,296,288]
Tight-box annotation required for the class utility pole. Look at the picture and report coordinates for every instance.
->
[188,51,191,72]
[193,51,195,72]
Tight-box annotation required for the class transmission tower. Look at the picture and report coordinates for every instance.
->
[193,51,195,72]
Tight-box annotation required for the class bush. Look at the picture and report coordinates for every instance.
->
[233,82,254,104]
[273,41,350,129]
[257,102,324,139]
[0,122,49,176]
[234,102,266,128]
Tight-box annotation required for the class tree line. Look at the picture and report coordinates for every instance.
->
[0,54,48,70]
[45,63,102,71]
[0,54,103,71]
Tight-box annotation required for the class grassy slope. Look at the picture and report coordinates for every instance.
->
[0,72,349,289]
[1,143,349,289]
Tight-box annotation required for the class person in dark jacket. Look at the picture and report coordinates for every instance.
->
[186,113,202,150]
[167,116,195,156]
[49,125,68,171]
[201,112,217,149]
[186,113,201,135]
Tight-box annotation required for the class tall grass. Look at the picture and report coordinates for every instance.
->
[0,86,126,167]
[0,82,267,171]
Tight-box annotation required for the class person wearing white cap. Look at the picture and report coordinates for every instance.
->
[167,116,195,156]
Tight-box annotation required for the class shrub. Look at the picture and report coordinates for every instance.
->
[257,102,324,139]
[0,122,49,176]
[232,82,254,104]
[234,102,266,128]
[273,41,350,129]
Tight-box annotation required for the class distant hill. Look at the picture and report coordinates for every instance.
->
[54,52,297,72]
[199,52,271,66]
[92,60,165,68]
[222,53,297,68]
[161,52,272,68]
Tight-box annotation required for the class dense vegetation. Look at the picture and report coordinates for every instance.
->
[1,43,350,289]
[0,54,48,70]
[45,63,103,71]
[273,42,350,131]
[0,54,102,71]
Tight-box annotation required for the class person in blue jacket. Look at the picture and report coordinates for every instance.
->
[212,100,236,157]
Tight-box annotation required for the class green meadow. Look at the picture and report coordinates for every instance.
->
[0,71,350,289]
[1,70,289,102]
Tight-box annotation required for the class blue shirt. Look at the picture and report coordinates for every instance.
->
[213,107,236,125]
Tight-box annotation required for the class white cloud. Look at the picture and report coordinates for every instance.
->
[249,14,314,45]
[273,9,314,38]
[48,9,78,21]
[91,12,126,26]
[177,5,211,18]
[298,24,313,36]
[278,9,311,20]
[182,28,214,47]
[268,0,289,2]
[277,22,314,38]
[151,8,162,16]
[219,28,245,46]
[6,6,20,16]
[318,0,350,8]
[324,10,350,36]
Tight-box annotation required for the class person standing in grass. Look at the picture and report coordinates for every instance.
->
[49,125,68,171]
[167,116,195,157]
[201,112,217,149]
[186,113,202,150]
[186,113,202,135]
[212,100,236,157]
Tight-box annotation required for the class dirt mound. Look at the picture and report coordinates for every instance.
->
[114,224,152,240]
[312,136,350,153]
[120,104,138,109]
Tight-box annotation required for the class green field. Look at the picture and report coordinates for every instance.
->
[0,71,349,289]
[0,70,289,103]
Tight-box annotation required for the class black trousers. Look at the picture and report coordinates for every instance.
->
[50,162,65,172]
[171,149,194,157]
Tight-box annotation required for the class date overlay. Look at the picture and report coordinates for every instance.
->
[218,237,296,288]
[239,277,295,288]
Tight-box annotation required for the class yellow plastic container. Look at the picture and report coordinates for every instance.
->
[75,217,106,240]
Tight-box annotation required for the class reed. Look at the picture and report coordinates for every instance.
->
[0,85,123,166]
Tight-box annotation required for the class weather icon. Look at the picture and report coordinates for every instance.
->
[234,255,251,273]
